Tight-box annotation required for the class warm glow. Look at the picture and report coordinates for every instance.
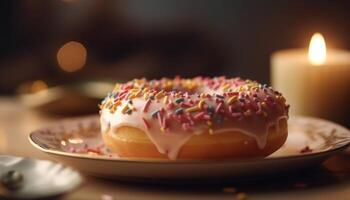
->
[57,41,87,72]
[308,33,327,65]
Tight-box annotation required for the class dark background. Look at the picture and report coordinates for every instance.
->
[1,0,350,94]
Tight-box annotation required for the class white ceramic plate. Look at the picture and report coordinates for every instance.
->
[0,156,82,199]
[29,115,350,180]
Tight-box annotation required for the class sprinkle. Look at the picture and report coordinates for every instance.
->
[181,102,193,107]
[142,118,150,129]
[134,90,142,97]
[167,102,175,109]
[111,106,119,114]
[208,128,214,135]
[198,100,205,109]
[129,88,139,93]
[221,83,230,91]
[142,99,152,113]
[99,103,104,109]
[175,108,184,115]
[193,112,205,120]
[213,82,220,89]
[186,106,200,113]
[118,91,128,99]
[128,93,136,99]
[226,96,238,105]
[126,109,132,115]
[215,102,223,113]
[216,94,224,99]
[113,99,121,105]
[155,91,165,99]
[128,103,136,111]
[227,92,239,96]
[163,96,169,104]
[151,110,159,118]
[121,104,129,114]
[105,101,112,109]
[175,98,184,104]
[228,105,234,113]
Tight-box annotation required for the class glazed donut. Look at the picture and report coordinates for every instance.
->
[99,77,289,160]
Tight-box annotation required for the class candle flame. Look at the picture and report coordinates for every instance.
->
[308,33,327,65]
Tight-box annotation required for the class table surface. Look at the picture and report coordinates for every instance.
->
[1,97,350,200]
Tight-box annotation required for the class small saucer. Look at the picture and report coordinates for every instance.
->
[0,156,82,199]
[29,115,350,180]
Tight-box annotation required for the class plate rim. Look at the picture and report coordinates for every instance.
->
[28,115,350,165]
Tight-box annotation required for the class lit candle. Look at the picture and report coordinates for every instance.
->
[271,33,350,125]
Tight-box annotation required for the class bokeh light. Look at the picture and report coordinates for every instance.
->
[31,80,48,93]
[57,41,87,72]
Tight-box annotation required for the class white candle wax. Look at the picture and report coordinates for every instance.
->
[271,48,350,125]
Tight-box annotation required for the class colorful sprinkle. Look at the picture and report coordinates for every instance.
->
[151,110,159,118]
[175,98,184,104]
[193,112,205,120]
[186,106,200,113]
[226,96,237,105]
[142,118,150,129]
[215,102,223,113]
[198,99,205,109]
[142,99,152,113]
[175,108,184,115]
[121,104,129,114]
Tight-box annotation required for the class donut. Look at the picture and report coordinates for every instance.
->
[99,77,289,160]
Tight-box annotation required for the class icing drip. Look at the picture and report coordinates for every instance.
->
[101,99,204,160]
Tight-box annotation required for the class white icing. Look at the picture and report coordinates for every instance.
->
[101,98,206,160]
[101,98,288,160]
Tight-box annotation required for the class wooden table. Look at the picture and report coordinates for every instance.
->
[1,97,350,200]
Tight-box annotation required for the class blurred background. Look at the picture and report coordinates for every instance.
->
[0,0,349,117]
